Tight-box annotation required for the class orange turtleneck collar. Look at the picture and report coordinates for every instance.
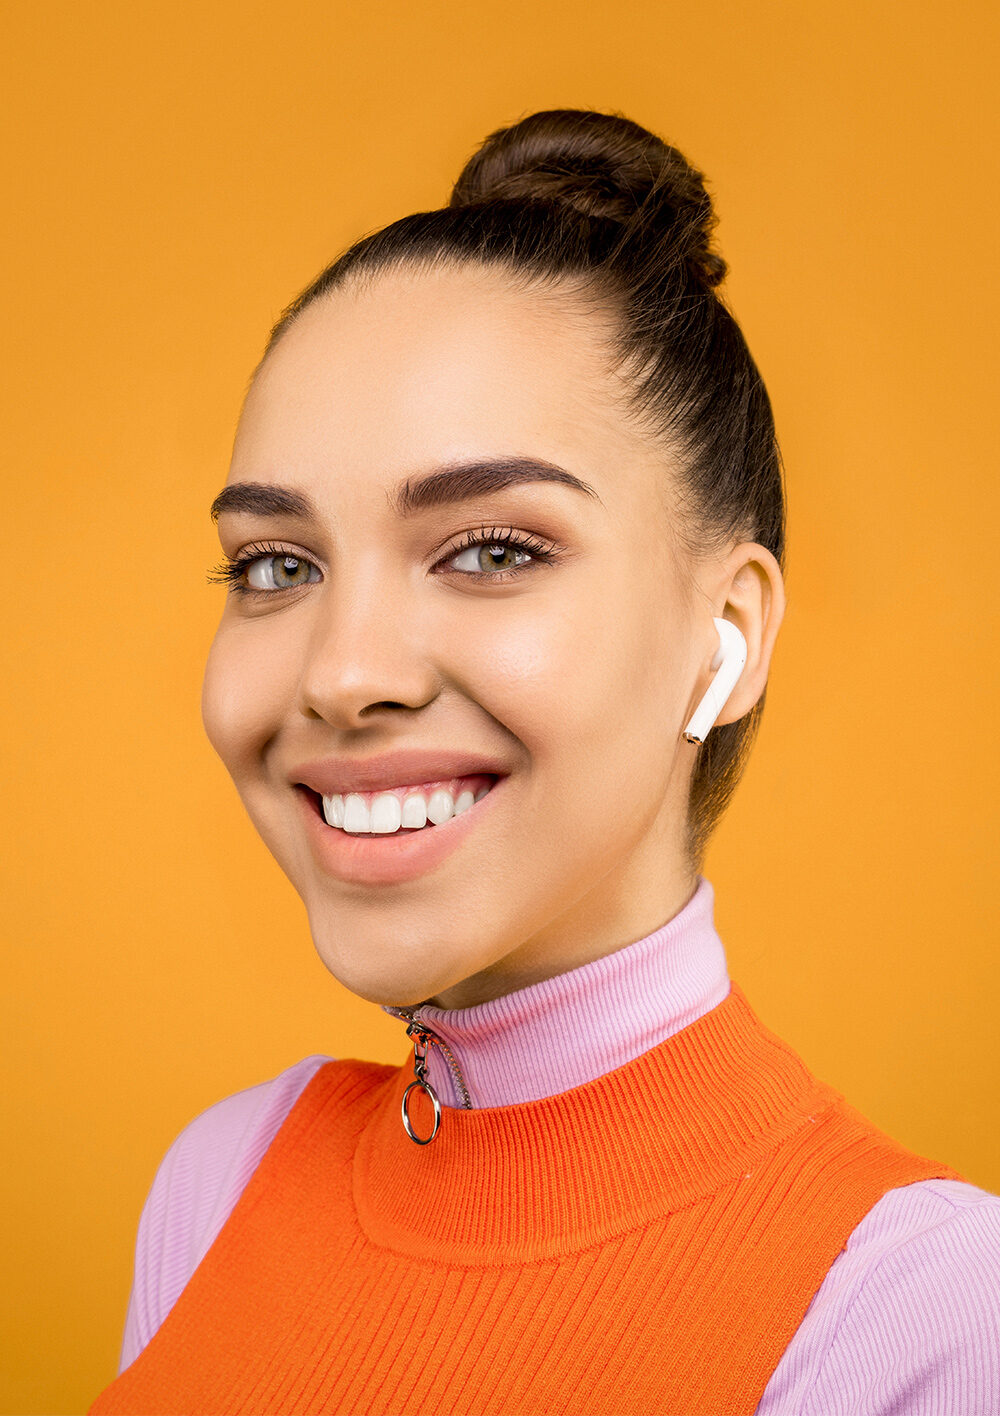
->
[90,980,964,1415]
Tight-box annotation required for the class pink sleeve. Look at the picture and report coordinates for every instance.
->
[755,1177,1000,1415]
[118,1055,331,1374]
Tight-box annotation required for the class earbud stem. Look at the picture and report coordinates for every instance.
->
[683,618,747,744]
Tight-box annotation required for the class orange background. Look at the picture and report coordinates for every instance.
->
[3,2,998,1411]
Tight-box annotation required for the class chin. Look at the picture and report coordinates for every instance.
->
[310,935,474,1010]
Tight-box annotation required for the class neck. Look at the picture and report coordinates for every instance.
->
[382,874,730,1108]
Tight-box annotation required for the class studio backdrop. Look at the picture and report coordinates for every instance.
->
[2,2,997,1412]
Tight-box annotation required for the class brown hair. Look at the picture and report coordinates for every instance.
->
[261,109,787,871]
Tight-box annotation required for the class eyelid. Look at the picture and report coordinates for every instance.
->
[239,538,318,562]
[434,524,557,561]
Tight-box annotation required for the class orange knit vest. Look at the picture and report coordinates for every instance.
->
[90,982,964,1416]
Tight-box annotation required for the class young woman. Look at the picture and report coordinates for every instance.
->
[90,109,999,1415]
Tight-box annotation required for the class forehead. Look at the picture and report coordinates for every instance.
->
[232,263,662,515]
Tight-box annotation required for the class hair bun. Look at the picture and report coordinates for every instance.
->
[449,108,726,289]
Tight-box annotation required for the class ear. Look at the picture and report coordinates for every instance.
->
[697,542,786,729]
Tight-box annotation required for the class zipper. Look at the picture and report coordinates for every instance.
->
[384,1005,473,1145]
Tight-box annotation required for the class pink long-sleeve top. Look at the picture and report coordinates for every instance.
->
[118,877,1000,1413]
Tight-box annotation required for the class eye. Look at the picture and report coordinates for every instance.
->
[437,528,557,580]
[207,543,322,595]
[246,553,320,591]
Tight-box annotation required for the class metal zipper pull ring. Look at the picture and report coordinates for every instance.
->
[401,1029,442,1145]
[386,1008,474,1144]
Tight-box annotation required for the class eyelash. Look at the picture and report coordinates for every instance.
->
[207,527,558,596]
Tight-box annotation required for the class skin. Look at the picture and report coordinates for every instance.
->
[202,263,785,1010]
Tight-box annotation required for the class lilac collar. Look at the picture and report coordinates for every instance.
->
[382,874,731,1108]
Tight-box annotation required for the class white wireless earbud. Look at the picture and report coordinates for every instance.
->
[682,617,748,745]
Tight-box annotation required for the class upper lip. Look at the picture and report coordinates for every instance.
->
[291,749,511,796]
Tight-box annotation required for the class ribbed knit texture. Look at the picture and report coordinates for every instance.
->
[404,875,729,1107]
[89,981,964,1416]
[757,1178,1000,1414]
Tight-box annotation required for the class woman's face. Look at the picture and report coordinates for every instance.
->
[203,264,738,1009]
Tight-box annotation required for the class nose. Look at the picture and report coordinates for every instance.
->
[294,564,440,729]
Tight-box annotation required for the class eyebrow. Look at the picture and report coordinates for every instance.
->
[209,457,602,523]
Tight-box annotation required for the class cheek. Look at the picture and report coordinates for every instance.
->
[201,620,297,775]
[473,569,690,763]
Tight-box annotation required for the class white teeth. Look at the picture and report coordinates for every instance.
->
[370,793,402,833]
[401,794,428,828]
[425,789,455,825]
[342,794,371,832]
[320,777,495,834]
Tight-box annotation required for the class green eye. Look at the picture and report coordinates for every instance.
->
[467,543,531,573]
[441,528,556,580]
[246,554,320,591]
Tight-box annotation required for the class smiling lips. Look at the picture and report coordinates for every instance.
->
[319,774,497,835]
[290,751,509,882]
[296,770,505,886]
